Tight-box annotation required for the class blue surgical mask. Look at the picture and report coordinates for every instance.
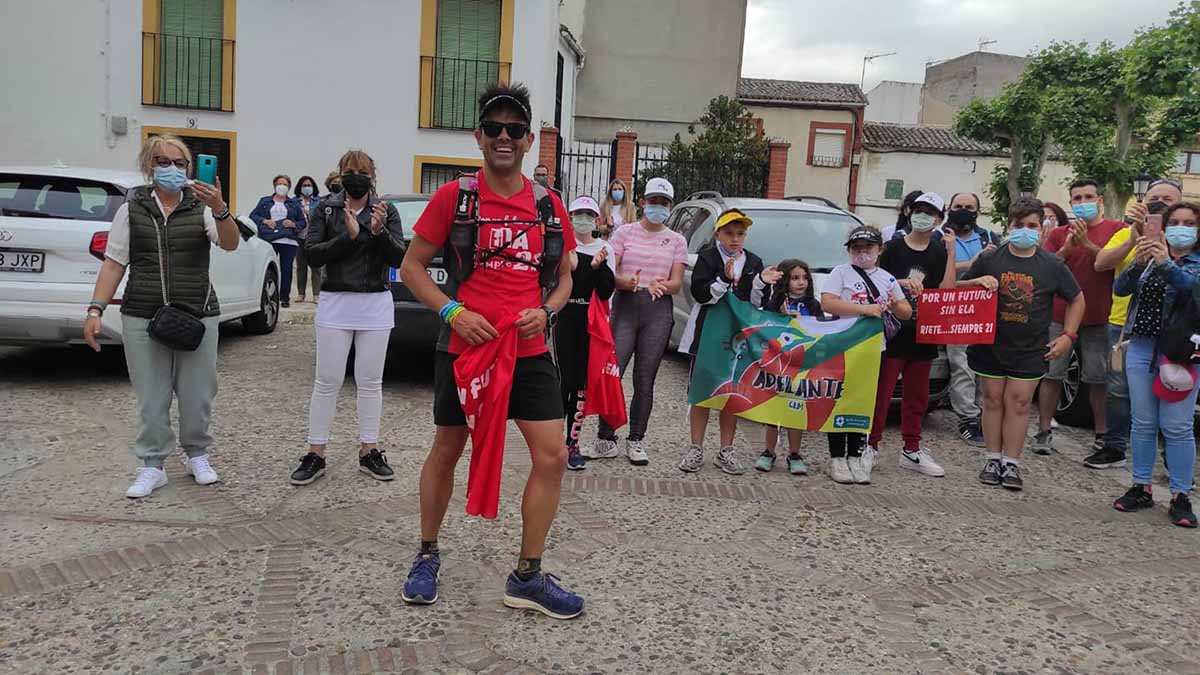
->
[909,213,936,232]
[612,189,625,202]
[153,165,187,193]
[643,204,670,225]
[1008,227,1040,249]
[1165,225,1198,249]
[301,185,313,197]
[1071,202,1099,220]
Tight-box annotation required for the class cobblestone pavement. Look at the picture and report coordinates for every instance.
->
[2,308,1199,674]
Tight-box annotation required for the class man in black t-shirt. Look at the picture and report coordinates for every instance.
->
[868,193,957,479]
[960,198,1083,492]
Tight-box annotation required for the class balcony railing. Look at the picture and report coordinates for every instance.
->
[419,55,510,130]
[811,154,845,168]
[142,32,234,112]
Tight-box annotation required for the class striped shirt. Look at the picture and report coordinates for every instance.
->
[609,222,688,286]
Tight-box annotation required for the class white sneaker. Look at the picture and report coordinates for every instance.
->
[582,438,619,460]
[678,444,705,473]
[126,467,168,499]
[626,439,649,466]
[185,454,220,485]
[714,446,747,475]
[830,457,854,484]
[861,445,878,475]
[848,455,871,484]
[899,447,945,477]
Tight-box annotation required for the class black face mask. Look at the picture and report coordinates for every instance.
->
[329,183,343,195]
[341,173,371,199]
[947,208,977,229]
[1147,200,1170,215]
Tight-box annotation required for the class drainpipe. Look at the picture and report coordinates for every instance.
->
[102,0,115,149]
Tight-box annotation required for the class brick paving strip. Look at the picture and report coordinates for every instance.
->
[164,459,258,524]
[244,544,306,666]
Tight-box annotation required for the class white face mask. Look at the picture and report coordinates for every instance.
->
[274,184,289,197]
[909,213,936,232]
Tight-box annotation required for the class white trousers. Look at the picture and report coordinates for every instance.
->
[306,326,390,445]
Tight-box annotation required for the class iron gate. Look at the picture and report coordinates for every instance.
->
[556,138,617,204]
[634,143,769,200]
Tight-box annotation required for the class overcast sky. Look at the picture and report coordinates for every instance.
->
[742,0,1184,91]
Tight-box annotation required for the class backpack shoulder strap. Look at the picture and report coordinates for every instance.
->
[454,174,479,224]
[531,182,556,228]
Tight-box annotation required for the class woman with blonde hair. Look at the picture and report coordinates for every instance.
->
[290,150,407,486]
[83,133,240,498]
[600,178,636,237]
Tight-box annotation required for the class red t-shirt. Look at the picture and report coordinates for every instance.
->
[413,173,576,357]
[1043,219,1123,325]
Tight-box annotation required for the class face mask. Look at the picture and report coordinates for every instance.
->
[1165,225,1198,249]
[534,175,549,187]
[643,204,670,225]
[274,184,289,197]
[909,213,936,232]
[330,184,343,195]
[1042,218,1055,228]
[153,165,187,193]
[1008,228,1040,249]
[717,241,741,258]
[1147,200,1170,215]
[301,185,313,197]
[1071,202,1098,220]
[612,189,625,202]
[947,208,977,230]
[341,172,371,199]
[571,214,596,234]
[851,251,878,269]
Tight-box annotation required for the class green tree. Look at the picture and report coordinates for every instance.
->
[637,95,770,200]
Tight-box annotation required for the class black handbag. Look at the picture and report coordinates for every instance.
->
[1157,292,1200,364]
[146,213,207,351]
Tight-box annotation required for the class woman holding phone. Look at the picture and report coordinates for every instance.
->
[83,133,239,498]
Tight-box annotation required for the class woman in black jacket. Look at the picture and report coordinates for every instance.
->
[291,150,406,486]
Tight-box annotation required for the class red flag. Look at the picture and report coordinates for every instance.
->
[453,315,518,520]
[584,292,627,429]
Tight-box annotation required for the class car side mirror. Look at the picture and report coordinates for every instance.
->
[687,253,698,268]
[236,219,255,241]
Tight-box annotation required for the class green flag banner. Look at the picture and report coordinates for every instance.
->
[688,295,884,432]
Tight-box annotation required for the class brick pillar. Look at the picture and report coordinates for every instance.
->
[765,141,791,200]
[537,125,559,185]
[614,130,637,193]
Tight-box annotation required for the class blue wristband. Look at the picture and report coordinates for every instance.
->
[438,300,461,322]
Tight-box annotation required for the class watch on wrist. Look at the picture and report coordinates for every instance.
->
[540,304,558,328]
[87,307,102,319]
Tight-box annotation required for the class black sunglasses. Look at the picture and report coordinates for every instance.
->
[480,120,530,139]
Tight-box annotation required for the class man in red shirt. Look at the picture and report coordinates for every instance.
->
[398,83,582,619]
[1033,178,1123,455]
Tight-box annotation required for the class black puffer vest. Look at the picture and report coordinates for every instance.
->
[120,187,219,319]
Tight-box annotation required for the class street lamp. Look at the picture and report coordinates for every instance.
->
[1133,170,1152,202]
[861,51,898,89]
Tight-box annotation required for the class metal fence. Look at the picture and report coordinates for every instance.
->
[634,143,769,199]
[556,139,617,204]
[422,56,505,130]
[142,32,232,111]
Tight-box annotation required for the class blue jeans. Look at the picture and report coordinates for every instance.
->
[272,243,298,303]
[1126,336,1199,494]
[1104,323,1131,451]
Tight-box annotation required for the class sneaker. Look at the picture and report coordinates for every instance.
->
[899,447,945,477]
[678,444,704,473]
[185,454,220,485]
[626,439,649,466]
[979,458,1002,486]
[847,455,871,484]
[290,452,327,486]
[566,446,587,471]
[401,553,441,604]
[714,446,746,475]
[861,445,878,476]
[281,300,290,308]
[1169,493,1197,528]
[582,438,619,460]
[1090,435,1105,453]
[1000,463,1023,491]
[125,467,168,499]
[358,449,395,481]
[786,454,808,476]
[754,450,776,473]
[1113,485,1154,513]
[1029,430,1053,455]
[1084,447,1127,469]
[829,457,854,484]
[959,419,985,448]
[503,571,585,620]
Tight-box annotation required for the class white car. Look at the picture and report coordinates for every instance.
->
[0,165,281,347]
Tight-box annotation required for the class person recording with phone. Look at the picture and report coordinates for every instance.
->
[83,133,238,499]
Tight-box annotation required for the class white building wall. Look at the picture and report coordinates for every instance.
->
[0,0,565,211]
[864,81,922,125]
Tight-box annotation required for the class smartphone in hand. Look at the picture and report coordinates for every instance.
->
[1144,214,1164,240]
[196,154,218,186]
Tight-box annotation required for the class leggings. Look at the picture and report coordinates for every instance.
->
[828,432,865,458]
[555,305,590,449]
[598,290,674,442]
[307,326,389,445]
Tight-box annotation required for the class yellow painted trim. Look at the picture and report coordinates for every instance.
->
[419,0,438,57]
[142,125,239,213]
[417,0,513,127]
[221,0,236,111]
[499,0,514,71]
[411,155,484,193]
[141,0,158,105]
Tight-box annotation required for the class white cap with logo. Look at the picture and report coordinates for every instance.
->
[913,192,945,214]
[568,196,600,215]
[644,177,674,201]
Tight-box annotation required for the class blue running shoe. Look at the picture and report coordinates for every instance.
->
[503,571,584,619]
[567,446,587,471]
[401,553,440,605]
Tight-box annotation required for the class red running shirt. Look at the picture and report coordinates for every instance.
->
[414,172,576,357]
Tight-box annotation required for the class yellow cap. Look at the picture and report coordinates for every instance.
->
[715,209,753,231]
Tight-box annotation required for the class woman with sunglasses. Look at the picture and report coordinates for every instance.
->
[83,133,239,498]
[600,178,636,238]
[250,174,305,307]
[290,150,406,487]
[293,175,322,303]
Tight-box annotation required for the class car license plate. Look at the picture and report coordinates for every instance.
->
[389,267,448,284]
[0,249,45,273]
